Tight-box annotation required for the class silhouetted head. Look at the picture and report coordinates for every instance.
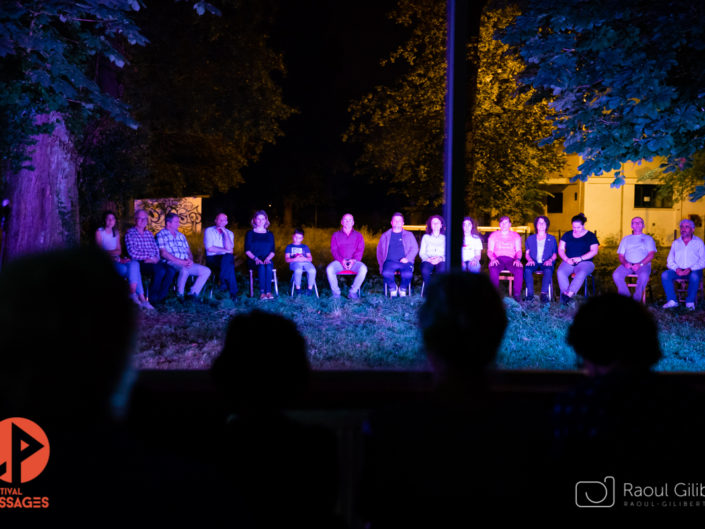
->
[567,293,661,372]
[419,272,507,377]
[211,310,310,410]
[0,247,136,423]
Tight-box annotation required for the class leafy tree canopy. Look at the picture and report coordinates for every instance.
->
[130,0,296,197]
[501,0,705,191]
[345,0,564,222]
[0,0,219,173]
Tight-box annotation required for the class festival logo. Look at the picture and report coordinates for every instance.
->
[0,417,51,509]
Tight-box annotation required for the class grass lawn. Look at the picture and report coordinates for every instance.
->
[134,275,705,372]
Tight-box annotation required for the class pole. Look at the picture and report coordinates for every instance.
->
[443,0,469,270]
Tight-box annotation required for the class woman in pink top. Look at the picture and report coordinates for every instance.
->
[487,216,523,301]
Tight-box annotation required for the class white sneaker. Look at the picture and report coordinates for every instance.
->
[686,302,696,311]
[389,288,398,298]
[399,289,407,297]
[662,300,678,309]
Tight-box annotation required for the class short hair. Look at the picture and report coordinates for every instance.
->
[211,311,310,409]
[391,212,404,221]
[165,212,179,225]
[134,209,148,220]
[102,211,118,237]
[214,212,227,221]
[571,213,587,224]
[425,215,446,234]
[533,215,550,231]
[463,217,481,238]
[680,218,695,229]
[498,215,511,224]
[251,210,270,229]
[567,294,661,370]
[293,228,304,236]
[419,272,507,374]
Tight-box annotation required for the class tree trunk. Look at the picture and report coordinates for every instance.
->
[4,113,79,261]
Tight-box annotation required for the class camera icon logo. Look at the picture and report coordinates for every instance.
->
[575,476,616,508]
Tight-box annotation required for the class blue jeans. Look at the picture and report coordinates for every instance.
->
[137,261,176,304]
[113,260,141,293]
[661,268,703,303]
[290,261,316,288]
[382,261,414,289]
[524,263,554,297]
[462,261,481,273]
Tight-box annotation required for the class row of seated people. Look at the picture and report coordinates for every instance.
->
[97,207,705,308]
[2,249,703,523]
[479,212,704,309]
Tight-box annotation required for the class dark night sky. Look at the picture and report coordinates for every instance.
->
[205,1,411,228]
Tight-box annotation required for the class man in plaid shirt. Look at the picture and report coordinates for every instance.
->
[157,212,211,301]
[125,209,176,306]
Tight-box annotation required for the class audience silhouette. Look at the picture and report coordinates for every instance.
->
[211,310,343,528]
[6,249,703,522]
[0,247,233,523]
[553,293,705,509]
[359,272,535,527]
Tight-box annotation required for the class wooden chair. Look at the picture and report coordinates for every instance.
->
[625,274,651,303]
[675,278,704,303]
[498,269,515,296]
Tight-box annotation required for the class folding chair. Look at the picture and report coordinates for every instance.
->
[290,276,319,298]
[336,269,365,297]
[248,268,279,297]
[384,270,412,297]
[570,272,596,297]
[524,269,554,300]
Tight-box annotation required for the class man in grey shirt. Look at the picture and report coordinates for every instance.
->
[612,217,656,302]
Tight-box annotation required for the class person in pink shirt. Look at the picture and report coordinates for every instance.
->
[487,216,523,301]
[326,213,367,299]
